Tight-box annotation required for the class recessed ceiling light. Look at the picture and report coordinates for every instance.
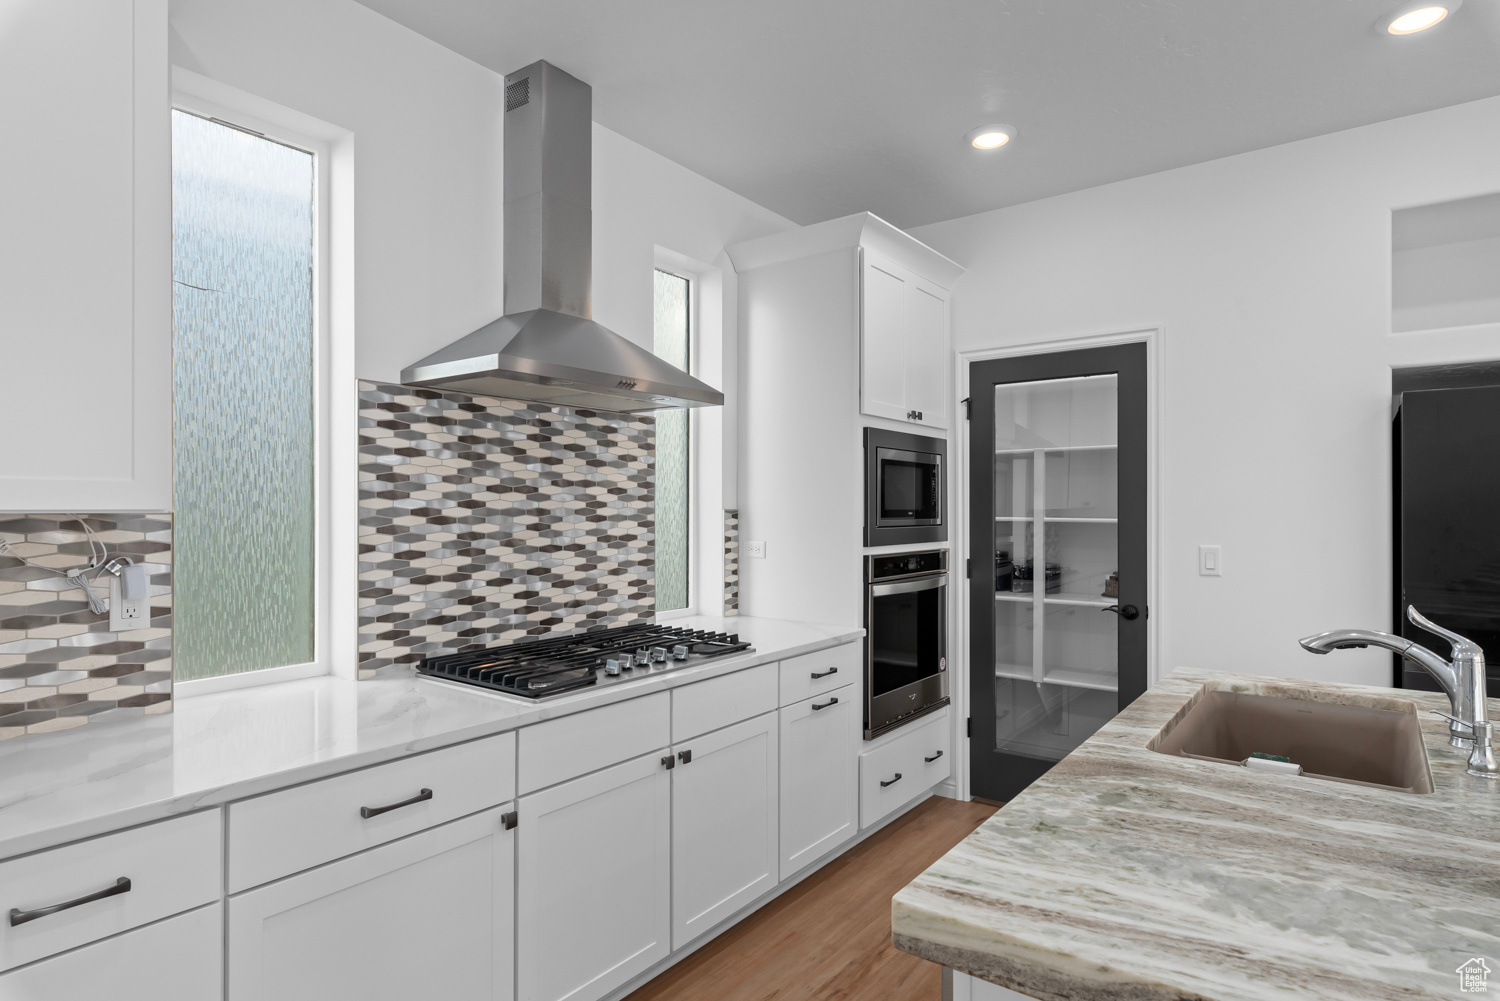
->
[1382,0,1460,34]
[966,125,1016,150]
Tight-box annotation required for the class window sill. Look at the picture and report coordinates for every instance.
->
[173,660,329,700]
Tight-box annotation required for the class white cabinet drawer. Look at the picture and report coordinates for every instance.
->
[858,710,950,829]
[519,691,669,794]
[778,643,860,706]
[0,902,222,1001]
[672,662,778,742]
[0,810,220,973]
[229,733,515,892]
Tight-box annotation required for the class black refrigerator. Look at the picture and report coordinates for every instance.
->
[1393,378,1500,698]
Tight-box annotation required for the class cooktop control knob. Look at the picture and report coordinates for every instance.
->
[650,646,668,663]
[634,648,651,666]
[672,645,690,661]
[603,658,624,676]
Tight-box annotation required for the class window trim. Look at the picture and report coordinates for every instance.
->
[653,264,699,621]
[168,77,352,697]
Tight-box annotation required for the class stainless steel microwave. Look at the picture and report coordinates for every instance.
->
[864,428,946,546]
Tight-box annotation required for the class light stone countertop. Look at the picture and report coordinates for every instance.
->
[892,668,1500,1001]
[0,615,861,861]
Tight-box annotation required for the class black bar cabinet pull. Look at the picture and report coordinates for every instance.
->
[662,755,675,770]
[678,749,693,765]
[924,750,944,763]
[501,811,518,831]
[10,877,132,927]
[360,788,433,819]
[810,667,839,679]
[880,773,903,788]
[811,697,839,711]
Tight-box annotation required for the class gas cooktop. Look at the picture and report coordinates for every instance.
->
[414,623,754,700]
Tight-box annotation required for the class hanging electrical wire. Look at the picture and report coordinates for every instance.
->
[0,514,113,614]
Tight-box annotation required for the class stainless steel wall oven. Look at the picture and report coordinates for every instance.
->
[865,550,949,739]
[864,428,946,547]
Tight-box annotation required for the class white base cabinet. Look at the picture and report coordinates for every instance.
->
[671,711,779,949]
[517,752,672,1001]
[0,903,221,1001]
[859,709,952,830]
[227,808,515,1001]
[778,684,859,880]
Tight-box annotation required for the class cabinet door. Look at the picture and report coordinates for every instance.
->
[228,808,514,1001]
[904,277,951,429]
[517,752,672,1001]
[0,0,171,510]
[778,685,858,879]
[0,903,220,1001]
[672,711,778,949]
[860,252,911,423]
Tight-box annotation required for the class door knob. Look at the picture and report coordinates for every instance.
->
[1103,604,1140,621]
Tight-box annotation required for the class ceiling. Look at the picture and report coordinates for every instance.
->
[355,0,1500,229]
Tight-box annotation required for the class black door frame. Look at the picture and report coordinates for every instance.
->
[966,342,1150,803]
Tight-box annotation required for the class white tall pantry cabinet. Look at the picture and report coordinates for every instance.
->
[728,212,965,627]
[0,0,172,512]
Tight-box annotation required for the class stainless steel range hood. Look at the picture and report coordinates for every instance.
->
[401,60,723,413]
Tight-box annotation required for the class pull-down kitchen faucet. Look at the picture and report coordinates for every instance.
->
[1299,606,1497,779]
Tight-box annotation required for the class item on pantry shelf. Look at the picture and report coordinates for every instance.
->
[995,551,1013,591]
[1043,563,1062,594]
[1012,562,1033,593]
[1102,571,1119,598]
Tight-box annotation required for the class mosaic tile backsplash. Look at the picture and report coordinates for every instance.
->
[0,514,173,741]
[724,509,739,616]
[357,381,655,677]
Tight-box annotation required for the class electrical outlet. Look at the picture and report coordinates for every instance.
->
[744,540,766,559]
[109,575,149,632]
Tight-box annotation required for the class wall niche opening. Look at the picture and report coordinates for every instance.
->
[1391,191,1500,334]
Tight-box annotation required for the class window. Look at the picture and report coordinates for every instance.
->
[653,268,692,613]
[170,109,319,682]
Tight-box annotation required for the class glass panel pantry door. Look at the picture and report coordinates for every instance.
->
[969,345,1147,802]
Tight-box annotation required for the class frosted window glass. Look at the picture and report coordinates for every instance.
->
[171,110,316,680]
[653,270,691,613]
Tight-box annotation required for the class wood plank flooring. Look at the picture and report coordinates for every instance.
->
[624,796,998,1001]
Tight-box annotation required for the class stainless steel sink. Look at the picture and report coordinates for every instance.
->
[1152,690,1434,794]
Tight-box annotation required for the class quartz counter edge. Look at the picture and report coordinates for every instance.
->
[0,615,862,861]
[890,667,1500,1001]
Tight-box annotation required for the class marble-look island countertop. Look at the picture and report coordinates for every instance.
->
[0,615,860,860]
[892,669,1500,1001]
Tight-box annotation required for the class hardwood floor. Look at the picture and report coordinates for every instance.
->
[625,796,998,1001]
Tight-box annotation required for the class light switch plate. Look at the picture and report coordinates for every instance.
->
[744,540,766,559]
[1198,545,1222,577]
[109,575,149,632]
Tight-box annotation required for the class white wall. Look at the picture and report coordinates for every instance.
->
[168,0,793,621]
[910,95,1500,687]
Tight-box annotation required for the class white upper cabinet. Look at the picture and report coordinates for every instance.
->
[728,212,964,433]
[861,252,952,428]
[0,0,171,512]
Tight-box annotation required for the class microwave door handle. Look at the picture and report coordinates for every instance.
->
[870,577,947,597]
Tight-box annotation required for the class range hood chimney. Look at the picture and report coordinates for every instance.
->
[400,60,724,413]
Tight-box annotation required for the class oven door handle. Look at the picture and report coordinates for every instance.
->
[870,576,947,597]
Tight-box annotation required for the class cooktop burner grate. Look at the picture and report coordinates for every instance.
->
[415,623,753,700]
